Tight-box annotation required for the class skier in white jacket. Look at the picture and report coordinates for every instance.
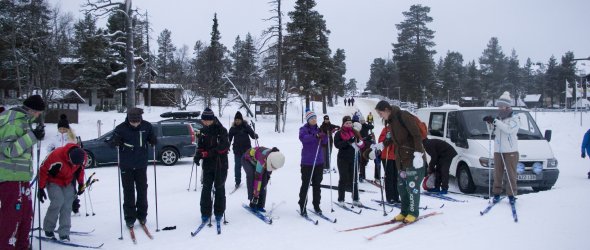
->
[47,114,77,153]
[484,91,519,205]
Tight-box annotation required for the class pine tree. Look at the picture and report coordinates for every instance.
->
[73,14,110,97]
[438,51,465,103]
[157,29,176,82]
[479,37,507,102]
[559,51,577,106]
[464,60,482,99]
[544,56,560,107]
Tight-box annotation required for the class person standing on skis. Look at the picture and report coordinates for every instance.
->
[38,144,86,241]
[374,100,426,223]
[375,123,400,204]
[483,91,519,205]
[334,116,365,207]
[111,107,156,229]
[243,147,285,211]
[319,115,340,173]
[298,110,328,215]
[194,108,230,223]
[228,111,258,188]
[0,95,45,250]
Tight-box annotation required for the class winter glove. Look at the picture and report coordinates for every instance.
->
[200,151,209,158]
[483,116,494,124]
[194,154,201,166]
[38,188,47,203]
[253,134,259,139]
[371,142,384,151]
[111,137,123,147]
[48,162,62,177]
[32,124,45,140]
[77,184,86,195]
[347,136,356,144]
[351,143,360,152]
[316,132,326,139]
[582,152,586,158]
[413,152,424,168]
[148,136,157,146]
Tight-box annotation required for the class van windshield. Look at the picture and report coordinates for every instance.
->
[461,110,544,140]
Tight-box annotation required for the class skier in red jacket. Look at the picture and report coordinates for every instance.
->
[38,143,86,241]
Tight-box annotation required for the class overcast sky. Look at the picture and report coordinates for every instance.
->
[51,0,590,89]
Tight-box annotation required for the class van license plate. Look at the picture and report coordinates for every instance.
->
[517,174,536,181]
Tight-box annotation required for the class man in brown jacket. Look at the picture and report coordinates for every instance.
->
[374,100,426,223]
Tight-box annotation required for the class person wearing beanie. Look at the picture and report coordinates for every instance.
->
[484,91,519,205]
[298,109,328,215]
[193,107,230,224]
[38,144,86,241]
[374,100,426,223]
[0,94,45,249]
[376,122,400,204]
[358,115,375,182]
[229,111,258,188]
[334,115,365,207]
[111,107,157,228]
[242,147,284,212]
[319,115,340,173]
[47,114,77,153]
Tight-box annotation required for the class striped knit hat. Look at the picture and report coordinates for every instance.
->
[496,91,512,107]
[201,107,215,121]
[305,110,316,123]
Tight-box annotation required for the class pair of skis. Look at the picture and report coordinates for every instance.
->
[338,212,441,240]
[371,199,429,210]
[479,197,518,222]
[128,224,153,244]
[34,236,104,249]
[190,218,225,236]
[422,191,467,202]
[333,202,362,214]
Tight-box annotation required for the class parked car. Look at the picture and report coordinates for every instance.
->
[82,121,197,167]
[416,106,559,193]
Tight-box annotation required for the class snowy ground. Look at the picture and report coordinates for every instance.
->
[29,97,589,250]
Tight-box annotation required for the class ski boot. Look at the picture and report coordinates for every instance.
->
[508,196,516,205]
[392,213,406,222]
[403,214,417,223]
[492,195,501,203]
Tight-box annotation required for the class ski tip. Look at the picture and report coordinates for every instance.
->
[479,211,484,216]
[333,218,337,223]
[314,220,319,225]
[269,219,273,224]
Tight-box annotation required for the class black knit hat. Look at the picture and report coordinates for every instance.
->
[342,115,352,125]
[23,95,46,111]
[68,147,86,165]
[234,111,243,121]
[323,115,330,120]
[201,108,215,121]
[127,107,143,122]
[57,114,70,129]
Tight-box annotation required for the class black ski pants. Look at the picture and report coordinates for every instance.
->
[200,165,228,217]
[382,159,400,202]
[121,167,148,224]
[298,165,323,208]
[337,158,359,201]
[434,157,453,190]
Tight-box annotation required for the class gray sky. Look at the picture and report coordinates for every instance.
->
[52,0,590,89]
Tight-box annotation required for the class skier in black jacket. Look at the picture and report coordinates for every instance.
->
[111,108,157,228]
[194,108,230,223]
[358,117,374,181]
[319,115,340,173]
[423,138,457,194]
[228,111,258,188]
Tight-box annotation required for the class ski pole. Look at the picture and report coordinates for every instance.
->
[36,139,42,250]
[379,148,388,216]
[153,145,160,232]
[83,191,89,216]
[116,147,123,240]
[302,139,322,213]
[488,126,494,202]
[351,148,358,209]
[88,188,96,216]
[328,140,334,213]
[187,161,195,191]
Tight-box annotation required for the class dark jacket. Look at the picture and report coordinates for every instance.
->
[360,123,374,142]
[334,128,357,162]
[319,122,340,149]
[112,119,156,170]
[228,122,256,155]
[423,138,457,170]
[197,120,230,171]
[386,107,425,170]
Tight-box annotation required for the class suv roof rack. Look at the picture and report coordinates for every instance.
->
[160,111,201,119]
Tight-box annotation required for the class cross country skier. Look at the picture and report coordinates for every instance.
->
[194,108,230,223]
[228,111,258,188]
[375,123,400,203]
[334,116,364,206]
[319,115,340,173]
[38,144,86,241]
[243,147,285,211]
[298,110,328,215]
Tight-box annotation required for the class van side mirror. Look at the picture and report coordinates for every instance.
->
[544,130,552,142]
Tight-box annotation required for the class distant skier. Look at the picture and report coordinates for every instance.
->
[38,144,86,241]
[367,112,374,126]
[111,107,157,229]
[194,108,230,223]
[423,138,457,194]
[344,98,348,106]
[298,110,328,215]
[228,111,258,188]
[334,116,365,206]
[374,100,426,223]
[582,128,590,179]
[483,91,519,204]
[350,97,355,106]
[243,146,285,211]
[319,115,340,173]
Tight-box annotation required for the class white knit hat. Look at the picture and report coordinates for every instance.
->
[496,91,512,107]
[266,151,285,171]
[353,122,362,131]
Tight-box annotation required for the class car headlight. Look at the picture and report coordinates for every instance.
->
[516,162,525,174]
[532,162,543,175]
[547,158,558,168]
[479,157,494,168]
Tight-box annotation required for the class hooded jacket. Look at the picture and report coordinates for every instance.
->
[489,115,519,153]
[197,119,230,171]
[112,118,156,170]
[299,123,328,166]
[228,121,256,155]
[386,106,425,170]
[39,143,85,188]
[0,107,39,182]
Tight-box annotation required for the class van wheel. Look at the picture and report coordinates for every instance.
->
[457,165,476,193]
[160,147,179,166]
[532,186,551,192]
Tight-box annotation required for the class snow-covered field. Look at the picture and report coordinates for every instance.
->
[30,97,589,250]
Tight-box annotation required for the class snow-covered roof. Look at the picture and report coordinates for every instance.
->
[59,57,80,64]
[26,89,85,104]
[251,98,286,102]
[524,94,542,102]
[116,83,183,92]
[573,98,590,108]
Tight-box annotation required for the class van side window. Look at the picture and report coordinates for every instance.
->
[429,112,446,137]
[446,111,458,139]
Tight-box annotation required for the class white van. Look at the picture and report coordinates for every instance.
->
[416,106,559,193]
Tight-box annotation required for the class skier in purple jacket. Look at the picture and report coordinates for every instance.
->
[298,110,328,215]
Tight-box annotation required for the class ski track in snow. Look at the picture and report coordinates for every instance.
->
[25,98,589,250]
